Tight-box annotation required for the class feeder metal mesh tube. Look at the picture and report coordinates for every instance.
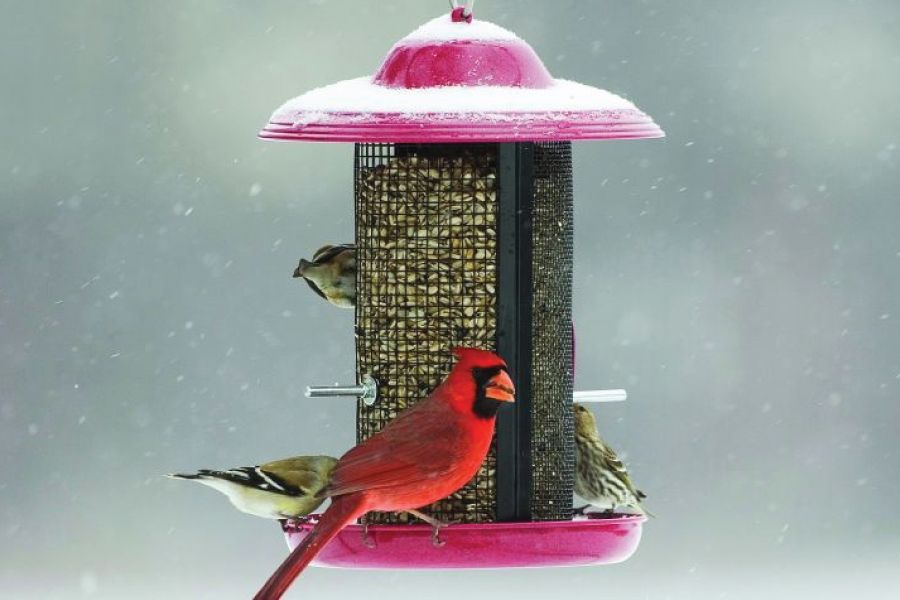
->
[353,142,575,524]
[529,141,575,521]
[355,143,498,524]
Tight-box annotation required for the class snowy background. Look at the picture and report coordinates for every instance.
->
[2,0,899,598]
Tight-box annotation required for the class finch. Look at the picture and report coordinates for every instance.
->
[167,455,338,520]
[293,243,356,308]
[573,403,649,515]
[254,348,515,599]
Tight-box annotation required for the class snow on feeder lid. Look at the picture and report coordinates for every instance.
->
[259,10,664,142]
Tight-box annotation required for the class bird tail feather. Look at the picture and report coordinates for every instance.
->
[166,470,232,481]
[254,493,367,600]
[293,259,311,278]
[634,490,654,517]
[166,473,201,480]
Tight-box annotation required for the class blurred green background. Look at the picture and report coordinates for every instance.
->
[2,0,899,598]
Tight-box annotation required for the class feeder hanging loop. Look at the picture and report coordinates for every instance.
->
[450,0,474,23]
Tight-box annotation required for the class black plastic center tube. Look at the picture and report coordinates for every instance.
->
[495,142,535,522]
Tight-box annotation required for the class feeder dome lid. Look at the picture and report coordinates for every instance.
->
[260,11,664,143]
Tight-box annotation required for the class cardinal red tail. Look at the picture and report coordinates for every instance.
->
[254,494,367,599]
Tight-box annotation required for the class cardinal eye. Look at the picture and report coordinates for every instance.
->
[471,366,502,386]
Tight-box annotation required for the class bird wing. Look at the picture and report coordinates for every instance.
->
[325,394,462,498]
[183,466,303,496]
[312,243,354,265]
[261,456,338,496]
[600,444,644,499]
[302,278,328,300]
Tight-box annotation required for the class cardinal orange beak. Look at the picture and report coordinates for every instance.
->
[484,370,516,403]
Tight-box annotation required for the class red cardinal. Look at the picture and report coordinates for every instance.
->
[254,347,515,599]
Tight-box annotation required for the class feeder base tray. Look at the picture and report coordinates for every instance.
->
[281,513,645,569]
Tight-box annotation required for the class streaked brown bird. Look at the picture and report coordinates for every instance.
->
[293,243,356,308]
[573,403,649,515]
[167,455,338,520]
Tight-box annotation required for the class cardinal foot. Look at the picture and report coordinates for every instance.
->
[406,509,452,548]
[360,516,376,549]
[430,526,446,548]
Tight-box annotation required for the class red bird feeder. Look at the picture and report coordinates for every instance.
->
[261,6,661,569]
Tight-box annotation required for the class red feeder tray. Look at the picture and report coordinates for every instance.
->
[282,513,646,569]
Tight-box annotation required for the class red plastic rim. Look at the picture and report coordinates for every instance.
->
[281,513,646,569]
[260,110,662,143]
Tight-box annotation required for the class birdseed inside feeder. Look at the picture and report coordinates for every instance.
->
[261,5,662,568]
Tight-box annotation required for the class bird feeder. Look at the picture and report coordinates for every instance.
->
[261,5,662,569]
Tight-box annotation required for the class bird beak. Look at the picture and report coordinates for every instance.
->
[293,260,307,278]
[484,370,516,403]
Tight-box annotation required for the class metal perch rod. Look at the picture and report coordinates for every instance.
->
[573,389,628,403]
[305,382,623,405]
[305,374,378,406]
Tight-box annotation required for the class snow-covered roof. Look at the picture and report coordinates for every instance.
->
[259,13,664,143]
